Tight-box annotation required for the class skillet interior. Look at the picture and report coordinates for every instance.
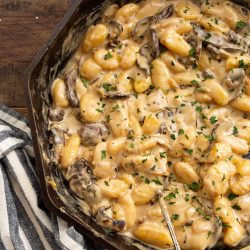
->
[26,0,250,249]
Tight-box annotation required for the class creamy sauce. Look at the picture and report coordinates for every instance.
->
[49,1,250,249]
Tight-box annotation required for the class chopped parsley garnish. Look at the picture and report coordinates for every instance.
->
[150,165,156,171]
[178,129,184,135]
[104,180,109,186]
[80,76,89,88]
[204,134,215,142]
[236,20,247,30]
[228,193,239,201]
[222,222,231,228]
[189,48,196,57]
[185,193,190,202]
[232,204,241,211]
[205,32,212,40]
[101,150,106,160]
[132,172,139,177]
[151,178,162,185]
[164,192,176,200]
[104,52,113,60]
[111,104,120,112]
[102,83,117,92]
[238,59,249,69]
[172,214,180,221]
[144,178,150,184]
[191,79,199,86]
[196,106,202,112]
[210,116,218,124]
[196,207,211,220]
[195,106,207,119]
[187,182,199,192]
[159,152,167,158]
[170,134,176,140]
[207,231,213,239]
[185,149,193,155]
[233,126,238,135]
[96,108,103,113]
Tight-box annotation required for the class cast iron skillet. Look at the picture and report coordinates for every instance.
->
[25,0,250,249]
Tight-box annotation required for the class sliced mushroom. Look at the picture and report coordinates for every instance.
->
[80,122,109,146]
[193,25,244,52]
[96,206,126,232]
[65,159,102,204]
[228,30,250,52]
[185,32,202,61]
[156,108,177,136]
[148,28,160,59]
[132,16,155,43]
[202,70,215,80]
[103,92,130,99]
[108,20,123,40]
[49,128,65,146]
[243,151,250,159]
[48,128,66,164]
[221,68,245,101]
[213,122,233,139]
[101,4,119,23]
[206,44,231,60]
[136,38,159,76]
[230,0,250,9]
[140,44,154,62]
[136,50,151,76]
[132,4,173,44]
[48,107,65,122]
[156,4,174,21]
[208,216,223,248]
[65,69,79,107]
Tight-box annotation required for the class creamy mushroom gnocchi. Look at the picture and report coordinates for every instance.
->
[48,0,250,249]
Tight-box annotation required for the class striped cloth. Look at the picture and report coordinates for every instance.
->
[0,104,97,250]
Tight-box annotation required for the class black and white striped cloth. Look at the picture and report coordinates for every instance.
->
[0,104,96,250]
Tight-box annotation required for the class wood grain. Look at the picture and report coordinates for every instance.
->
[0,0,69,17]
[0,17,63,62]
[0,0,74,118]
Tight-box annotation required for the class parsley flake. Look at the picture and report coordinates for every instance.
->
[228,193,239,201]
[178,129,184,135]
[189,48,196,57]
[101,150,106,160]
[236,20,247,30]
[187,182,199,192]
[232,204,241,211]
[104,52,113,60]
[172,214,180,221]
[210,116,218,124]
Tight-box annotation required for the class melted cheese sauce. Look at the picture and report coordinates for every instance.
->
[49,1,250,249]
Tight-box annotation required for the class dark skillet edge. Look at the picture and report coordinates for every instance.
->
[24,0,126,249]
[24,0,250,250]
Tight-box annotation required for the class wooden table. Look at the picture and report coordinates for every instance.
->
[0,0,74,117]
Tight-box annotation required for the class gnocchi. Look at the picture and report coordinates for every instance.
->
[49,0,250,249]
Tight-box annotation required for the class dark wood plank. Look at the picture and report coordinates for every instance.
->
[0,0,76,116]
[0,0,70,17]
[0,17,63,62]
[0,62,27,107]
[12,108,29,118]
